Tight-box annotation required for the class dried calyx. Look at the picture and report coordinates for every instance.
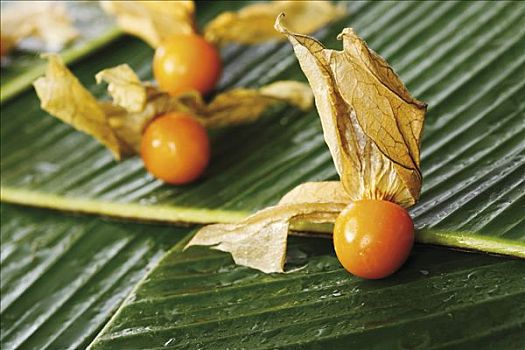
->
[1,2,78,55]
[203,1,346,46]
[186,14,427,273]
[33,54,313,160]
[100,0,346,48]
[100,1,195,48]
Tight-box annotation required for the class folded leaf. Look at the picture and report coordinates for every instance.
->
[186,202,345,273]
[34,56,312,160]
[276,14,427,208]
[99,1,195,48]
[204,0,346,46]
[1,2,78,53]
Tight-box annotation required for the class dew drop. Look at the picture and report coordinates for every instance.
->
[164,338,175,347]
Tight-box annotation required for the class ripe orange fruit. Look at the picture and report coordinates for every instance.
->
[333,200,414,279]
[141,112,210,184]
[153,33,222,96]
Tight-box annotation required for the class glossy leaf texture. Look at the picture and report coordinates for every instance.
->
[0,204,187,350]
[2,1,524,256]
[89,236,525,349]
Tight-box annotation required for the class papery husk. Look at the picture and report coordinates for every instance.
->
[186,181,349,273]
[279,181,350,205]
[33,54,123,159]
[275,14,426,208]
[96,65,147,113]
[1,2,78,53]
[195,81,313,129]
[204,1,346,46]
[34,56,313,159]
[188,15,427,274]
[99,1,195,48]
[99,72,314,151]
[101,0,345,48]
[185,202,345,273]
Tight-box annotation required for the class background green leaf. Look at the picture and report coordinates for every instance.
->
[0,204,188,350]
[1,1,524,256]
[88,236,525,349]
[1,1,524,349]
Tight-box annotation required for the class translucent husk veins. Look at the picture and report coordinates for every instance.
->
[186,15,427,273]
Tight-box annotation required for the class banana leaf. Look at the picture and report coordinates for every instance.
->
[88,234,525,349]
[1,1,524,257]
[0,2,121,103]
[0,203,187,350]
[1,2,525,348]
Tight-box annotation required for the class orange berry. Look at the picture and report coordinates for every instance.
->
[141,112,210,184]
[153,33,222,96]
[333,200,414,279]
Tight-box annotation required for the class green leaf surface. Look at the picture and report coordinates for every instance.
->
[0,2,122,103]
[1,2,525,348]
[1,3,524,249]
[88,236,525,350]
[0,203,187,350]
